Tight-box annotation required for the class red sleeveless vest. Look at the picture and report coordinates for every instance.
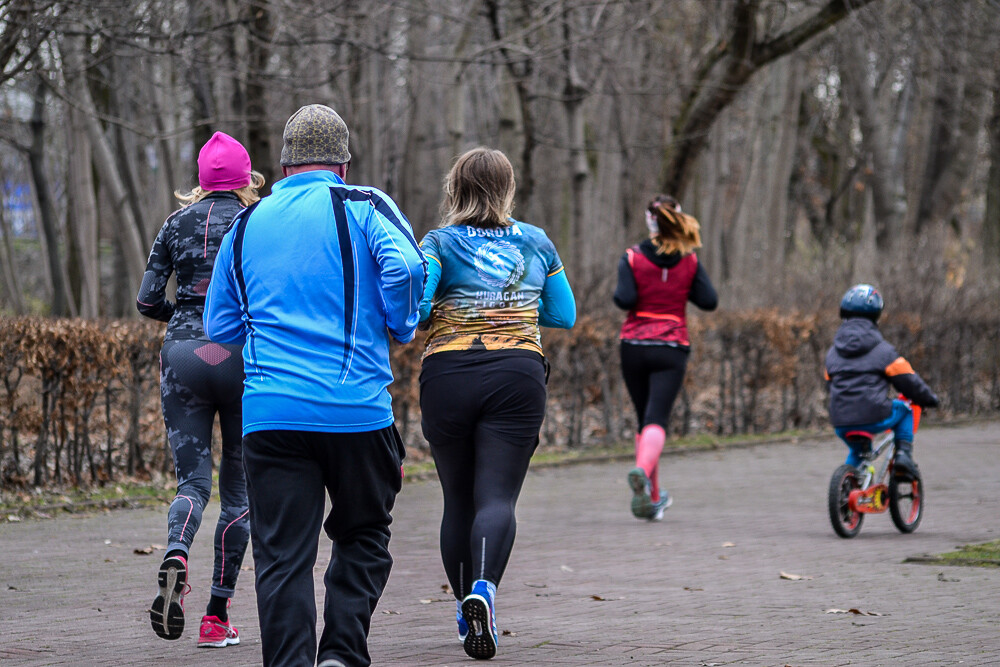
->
[619,247,697,346]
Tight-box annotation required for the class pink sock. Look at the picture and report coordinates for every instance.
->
[636,425,666,501]
[648,465,661,502]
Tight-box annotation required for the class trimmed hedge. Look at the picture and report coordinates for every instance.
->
[1,311,996,491]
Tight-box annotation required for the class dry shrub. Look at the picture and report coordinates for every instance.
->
[1,308,996,491]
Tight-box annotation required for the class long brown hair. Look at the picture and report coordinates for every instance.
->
[648,194,702,255]
[441,148,516,228]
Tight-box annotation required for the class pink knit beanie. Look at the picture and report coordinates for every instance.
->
[197,131,252,191]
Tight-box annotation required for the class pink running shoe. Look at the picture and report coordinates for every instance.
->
[198,615,240,648]
[150,555,190,640]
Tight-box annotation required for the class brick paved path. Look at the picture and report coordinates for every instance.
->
[1,422,998,665]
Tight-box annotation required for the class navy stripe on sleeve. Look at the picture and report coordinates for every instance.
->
[231,201,260,314]
[341,187,422,257]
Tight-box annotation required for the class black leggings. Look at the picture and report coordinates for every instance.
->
[620,342,689,431]
[160,338,248,598]
[420,350,546,598]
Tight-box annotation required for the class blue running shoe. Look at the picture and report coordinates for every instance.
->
[649,489,673,521]
[456,599,469,643]
[462,579,497,659]
[628,467,653,519]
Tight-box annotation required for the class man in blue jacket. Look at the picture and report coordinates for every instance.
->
[204,104,426,667]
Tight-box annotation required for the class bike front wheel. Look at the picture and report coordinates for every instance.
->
[889,472,923,533]
[828,464,864,538]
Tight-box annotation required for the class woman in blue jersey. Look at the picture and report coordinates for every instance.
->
[418,147,576,660]
[137,132,263,647]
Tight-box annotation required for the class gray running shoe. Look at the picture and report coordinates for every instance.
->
[649,489,673,521]
[628,467,653,519]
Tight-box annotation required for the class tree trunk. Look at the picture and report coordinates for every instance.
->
[245,0,275,192]
[915,5,992,233]
[562,4,589,273]
[485,0,537,212]
[984,64,1000,272]
[186,0,214,151]
[27,78,74,317]
[0,200,25,314]
[60,33,148,289]
[66,105,101,318]
[725,57,801,303]
[840,34,910,250]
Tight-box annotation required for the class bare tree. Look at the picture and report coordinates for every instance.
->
[0,0,54,86]
[59,31,148,291]
[660,0,880,199]
[913,2,993,233]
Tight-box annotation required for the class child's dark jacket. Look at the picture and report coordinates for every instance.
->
[824,318,939,427]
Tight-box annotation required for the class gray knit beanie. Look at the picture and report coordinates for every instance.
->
[280,104,351,166]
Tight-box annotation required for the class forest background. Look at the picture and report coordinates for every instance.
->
[0,0,998,492]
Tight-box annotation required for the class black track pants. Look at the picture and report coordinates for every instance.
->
[242,426,404,667]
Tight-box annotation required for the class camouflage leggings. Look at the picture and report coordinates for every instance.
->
[160,338,249,598]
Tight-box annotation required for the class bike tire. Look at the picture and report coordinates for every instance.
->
[828,464,864,538]
[889,472,923,533]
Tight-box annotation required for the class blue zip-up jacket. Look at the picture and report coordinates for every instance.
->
[204,170,426,435]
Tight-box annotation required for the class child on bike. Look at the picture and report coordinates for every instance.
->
[824,284,939,478]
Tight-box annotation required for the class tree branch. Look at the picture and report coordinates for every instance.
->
[753,0,880,66]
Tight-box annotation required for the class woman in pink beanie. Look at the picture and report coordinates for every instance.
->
[137,131,263,648]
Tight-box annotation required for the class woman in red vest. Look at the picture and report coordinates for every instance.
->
[613,194,717,520]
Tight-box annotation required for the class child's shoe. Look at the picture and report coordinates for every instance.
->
[150,555,189,640]
[893,441,920,480]
[198,614,240,647]
[462,579,498,659]
[628,467,653,519]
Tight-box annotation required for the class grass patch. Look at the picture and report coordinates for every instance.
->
[0,481,174,520]
[905,540,1000,568]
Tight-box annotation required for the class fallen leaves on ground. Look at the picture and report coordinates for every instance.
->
[824,608,885,616]
[132,544,166,555]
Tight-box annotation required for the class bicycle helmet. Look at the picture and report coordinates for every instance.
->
[839,284,883,322]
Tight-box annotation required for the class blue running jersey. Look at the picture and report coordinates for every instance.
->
[419,220,571,357]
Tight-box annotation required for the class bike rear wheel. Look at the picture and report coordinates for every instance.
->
[828,464,864,538]
[889,472,923,533]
